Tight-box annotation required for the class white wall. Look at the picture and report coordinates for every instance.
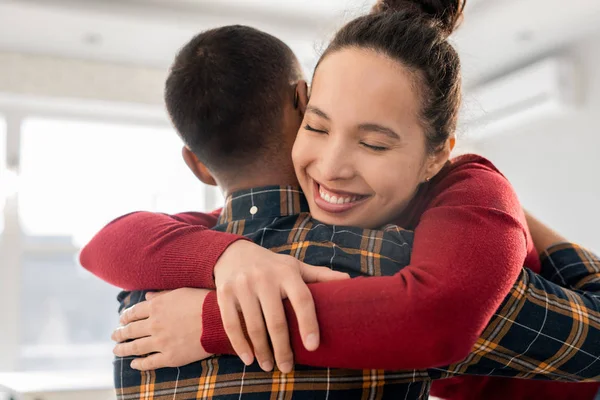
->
[471,34,600,252]
[0,52,166,105]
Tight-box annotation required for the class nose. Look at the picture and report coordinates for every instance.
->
[315,137,355,182]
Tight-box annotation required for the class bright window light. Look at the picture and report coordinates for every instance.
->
[19,117,216,246]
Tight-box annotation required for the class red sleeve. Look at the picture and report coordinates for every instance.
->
[79,210,248,290]
[202,157,530,370]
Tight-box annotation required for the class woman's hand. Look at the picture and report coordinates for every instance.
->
[112,288,213,370]
[214,240,350,373]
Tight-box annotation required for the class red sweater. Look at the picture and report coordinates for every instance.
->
[80,155,595,400]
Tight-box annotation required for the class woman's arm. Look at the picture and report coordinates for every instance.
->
[88,157,537,371]
[205,242,600,374]
[79,210,247,290]
[205,158,530,369]
[80,209,349,373]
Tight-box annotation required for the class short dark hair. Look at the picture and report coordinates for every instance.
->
[318,0,465,154]
[165,25,302,172]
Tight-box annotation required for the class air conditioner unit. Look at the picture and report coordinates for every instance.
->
[461,56,580,140]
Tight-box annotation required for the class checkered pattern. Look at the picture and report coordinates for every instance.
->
[115,186,600,399]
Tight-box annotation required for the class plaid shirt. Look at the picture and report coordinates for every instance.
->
[115,186,600,399]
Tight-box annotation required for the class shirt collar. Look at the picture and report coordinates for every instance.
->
[218,185,309,224]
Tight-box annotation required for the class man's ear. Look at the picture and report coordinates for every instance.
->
[294,80,309,114]
[182,146,217,186]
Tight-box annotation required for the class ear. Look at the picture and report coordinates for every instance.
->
[294,80,309,114]
[182,146,217,186]
[423,140,453,183]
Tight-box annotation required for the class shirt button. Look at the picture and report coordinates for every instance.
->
[250,206,258,215]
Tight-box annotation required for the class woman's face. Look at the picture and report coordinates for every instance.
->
[292,48,445,229]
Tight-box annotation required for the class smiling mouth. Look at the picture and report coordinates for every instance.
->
[312,180,370,214]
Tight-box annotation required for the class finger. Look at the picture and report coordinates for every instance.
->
[145,290,171,301]
[120,302,150,325]
[216,292,255,367]
[258,286,293,373]
[111,319,151,343]
[113,337,156,357]
[237,284,274,372]
[298,263,350,283]
[284,278,320,351]
[130,354,169,371]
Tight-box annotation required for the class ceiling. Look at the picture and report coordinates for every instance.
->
[0,0,599,86]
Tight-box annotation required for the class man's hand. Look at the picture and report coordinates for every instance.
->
[112,288,213,370]
[215,240,350,374]
[524,210,566,254]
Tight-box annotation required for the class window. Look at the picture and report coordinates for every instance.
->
[16,117,220,371]
[19,118,212,242]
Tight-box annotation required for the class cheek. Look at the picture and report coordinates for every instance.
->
[291,136,303,167]
[291,133,312,173]
[367,156,422,202]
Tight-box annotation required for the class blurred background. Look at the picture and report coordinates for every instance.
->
[0,0,598,398]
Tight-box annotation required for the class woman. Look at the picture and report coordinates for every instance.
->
[83,1,599,399]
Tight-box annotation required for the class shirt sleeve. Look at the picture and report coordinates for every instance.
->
[203,159,531,369]
[437,245,600,381]
[540,242,600,292]
[79,210,248,290]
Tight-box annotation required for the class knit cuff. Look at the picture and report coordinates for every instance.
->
[162,229,250,289]
[201,291,236,355]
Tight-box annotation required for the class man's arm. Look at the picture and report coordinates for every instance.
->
[432,242,600,381]
[79,210,247,290]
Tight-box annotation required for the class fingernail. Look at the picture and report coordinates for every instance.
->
[240,353,253,365]
[280,362,293,374]
[260,360,273,372]
[305,333,319,351]
[131,360,139,369]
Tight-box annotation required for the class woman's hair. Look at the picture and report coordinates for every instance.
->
[317,0,466,154]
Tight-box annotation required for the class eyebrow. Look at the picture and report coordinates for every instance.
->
[307,105,400,140]
[306,106,330,120]
[358,123,400,140]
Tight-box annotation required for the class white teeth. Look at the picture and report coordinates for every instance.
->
[318,185,359,205]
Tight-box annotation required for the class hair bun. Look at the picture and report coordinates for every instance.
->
[371,0,466,37]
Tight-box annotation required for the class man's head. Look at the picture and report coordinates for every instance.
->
[165,25,307,195]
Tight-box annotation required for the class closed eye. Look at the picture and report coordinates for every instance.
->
[304,124,328,134]
[361,142,388,152]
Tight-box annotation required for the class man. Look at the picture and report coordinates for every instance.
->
[81,25,600,399]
